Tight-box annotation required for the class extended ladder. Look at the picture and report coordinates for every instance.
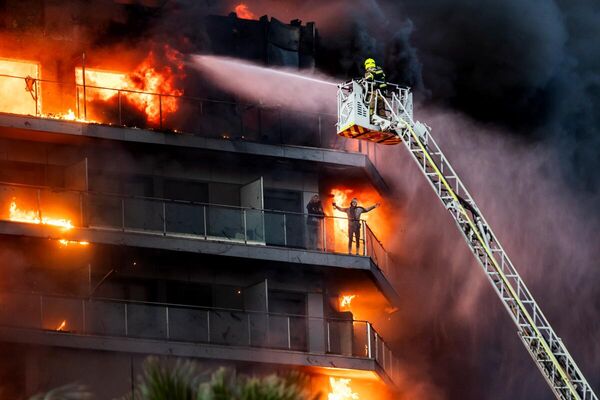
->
[337,80,598,400]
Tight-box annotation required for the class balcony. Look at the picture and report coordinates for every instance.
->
[0,72,385,163]
[0,291,402,388]
[0,181,397,299]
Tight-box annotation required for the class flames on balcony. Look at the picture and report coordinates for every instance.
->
[8,198,73,230]
[0,45,184,126]
[329,185,390,254]
[339,294,356,311]
[57,239,89,247]
[0,58,41,116]
[74,47,184,125]
[55,320,67,331]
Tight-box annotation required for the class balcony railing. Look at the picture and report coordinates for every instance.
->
[0,181,393,278]
[0,72,375,155]
[0,291,402,387]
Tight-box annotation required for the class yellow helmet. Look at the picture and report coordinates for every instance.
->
[364,58,376,69]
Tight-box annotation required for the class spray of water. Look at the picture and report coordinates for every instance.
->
[189,55,339,114]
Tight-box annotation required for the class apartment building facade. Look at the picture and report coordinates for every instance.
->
[0,4,402,399]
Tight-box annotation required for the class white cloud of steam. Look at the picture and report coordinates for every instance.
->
[189,55,339,114]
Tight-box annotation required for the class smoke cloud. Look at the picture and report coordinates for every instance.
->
[184,2,597,397]
[1,0,598,398]
[375,106,600,399]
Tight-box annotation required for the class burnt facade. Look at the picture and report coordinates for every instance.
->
[0,4,400,399]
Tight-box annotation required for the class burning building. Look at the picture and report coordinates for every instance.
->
[0,2,400,399]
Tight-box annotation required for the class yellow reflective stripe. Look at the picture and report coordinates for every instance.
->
[401,120,581,400]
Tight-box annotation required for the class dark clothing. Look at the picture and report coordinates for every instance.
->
[364,67,387,117]
[364,66,387,89]
[333,204,377,254]
[306,200,325,250]
[348,223,361,254]
[306,200,325,224]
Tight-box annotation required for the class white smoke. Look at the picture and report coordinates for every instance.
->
[189,55,339,114]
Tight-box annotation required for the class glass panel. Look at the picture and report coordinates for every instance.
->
[123,198,163,232]
[38,190,81,227]
[268,315,289,349]
[289,316,307,351]
[127,303,167,339]
[0,293,40,329]
[248,312,269,347]
[41,296,83,333]
[85,300,126,336]
[352,321,369,357]
[244,209,264,244]
[0,185,39,224]
[165,202,205,236]
[208,310,248,346]
[264,211,285,246]
[87,193,122,228]
[327,319,354,356]
[168,307,209,343]
[207,206,244,241]
[283,212,305,249]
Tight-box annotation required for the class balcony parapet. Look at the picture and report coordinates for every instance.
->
[0,181,394,281]
[0,291,402,388]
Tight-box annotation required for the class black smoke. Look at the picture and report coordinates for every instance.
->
[7,1,598,399]
[186,1,600,399]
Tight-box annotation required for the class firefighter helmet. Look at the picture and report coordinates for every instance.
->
[364,58,376,69]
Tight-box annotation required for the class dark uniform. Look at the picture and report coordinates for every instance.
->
[306,196,325,250]
[364,58,387,118]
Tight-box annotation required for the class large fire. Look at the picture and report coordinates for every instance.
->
[329,187,387,253]
[8,198,73,230]
[234,3,258,20]
[328,378,359,400]
[75,47,184,125]
[0,58,40,116]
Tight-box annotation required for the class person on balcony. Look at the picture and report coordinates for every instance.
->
[306,194,326,250]
[363,57,388,120]
[333,198,379,255]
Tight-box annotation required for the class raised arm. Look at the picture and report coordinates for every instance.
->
[332,203,348,212]
[363,203,380,213]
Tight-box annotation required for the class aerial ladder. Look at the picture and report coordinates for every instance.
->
[336,79,598,400]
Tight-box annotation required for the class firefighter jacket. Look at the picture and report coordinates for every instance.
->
[364,66,387,89]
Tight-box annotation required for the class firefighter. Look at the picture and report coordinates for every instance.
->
[306,194,326,250]
[333,198,380,255]
[363,58,387,118]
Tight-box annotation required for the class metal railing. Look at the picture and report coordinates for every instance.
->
[0,72,365,153]
[0,181,393,274]
[0,291,402,387]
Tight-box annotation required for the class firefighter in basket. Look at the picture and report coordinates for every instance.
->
[363,58,388,122]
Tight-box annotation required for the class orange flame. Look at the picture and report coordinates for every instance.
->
[8,198,73,230]
[339,294,356,310]
[75,46,184,125]
[234,3,257,20]
[0,58,40,116]
[328,378,359,400]
[58,239,89,247]
[56,320,66,331]
[330,187,384,253]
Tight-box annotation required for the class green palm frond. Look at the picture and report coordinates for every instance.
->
[127,357,320,400]
[131,357,199,400]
